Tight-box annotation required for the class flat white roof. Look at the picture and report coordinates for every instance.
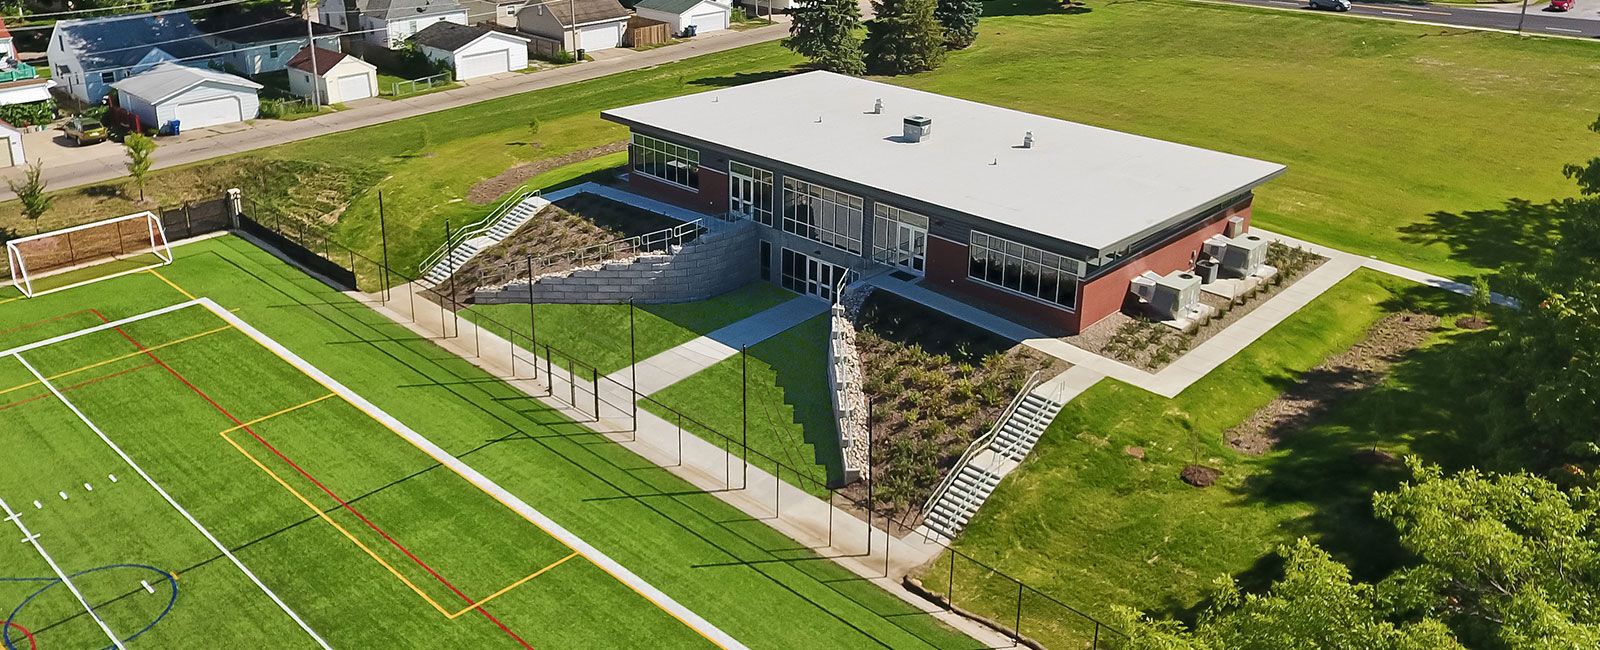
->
[602,71,1285,251]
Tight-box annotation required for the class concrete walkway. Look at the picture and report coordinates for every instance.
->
[546,181,730,231]
[364,283,1013,649]
[607,296,828,396]
[0,21,790,200]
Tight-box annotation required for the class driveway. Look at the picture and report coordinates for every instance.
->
[0,19,790,201]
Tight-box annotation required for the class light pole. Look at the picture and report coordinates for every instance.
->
[1517,0,1530,33]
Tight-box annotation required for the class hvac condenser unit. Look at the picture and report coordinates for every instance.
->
[1131,271,1201,319]
[1221,234,1268,277]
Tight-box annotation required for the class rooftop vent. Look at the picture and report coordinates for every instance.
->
[873,98,883,114]
[1022,131,1034,149]
[903,115,932,143]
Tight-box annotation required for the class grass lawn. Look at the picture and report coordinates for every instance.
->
[918,269,1483,647]
[463,281,795,375]
[8,0,1596,280]
[643,313,842,494]
[0,236,975,649]
[376,72,460,99]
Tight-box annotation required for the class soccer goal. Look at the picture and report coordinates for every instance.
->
[6,211,173,298]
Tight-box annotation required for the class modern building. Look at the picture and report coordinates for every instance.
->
[286,46,379,104]
[47,14,220,104]
[111,62,262,132]
[600,71,1285,334]
[410,22,529,80]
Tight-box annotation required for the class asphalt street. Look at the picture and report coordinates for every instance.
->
[1213,0,1600,38]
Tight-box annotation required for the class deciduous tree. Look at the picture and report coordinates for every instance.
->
[124,133,157,202]
[7,159,51,227]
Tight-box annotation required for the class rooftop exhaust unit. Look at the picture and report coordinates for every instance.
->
[903,115,932,142]
[1022,131,1034,148]
[1130,270,1201,320]
[873,98,883,114]
[1202,233,1268,277]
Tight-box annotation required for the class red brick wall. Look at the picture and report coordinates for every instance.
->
[626,165,726,216]
[922,198,1253,334]
[1075,198,1253,331]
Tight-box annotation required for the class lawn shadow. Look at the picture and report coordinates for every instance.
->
[688,69,800,88]
[981,0,1091,16]
[1398,197,1571,272]
[745,317,848,488]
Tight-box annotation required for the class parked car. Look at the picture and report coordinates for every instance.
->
[1549,0,1573,11]
[1310,0,1352,10]
[63,117,109,146]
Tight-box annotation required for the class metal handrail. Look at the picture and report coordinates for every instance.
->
[918,370,1044,527]
[982,375,1067,475]
[418,187,539,275]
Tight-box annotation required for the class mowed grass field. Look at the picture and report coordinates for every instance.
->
[0,236,976,649]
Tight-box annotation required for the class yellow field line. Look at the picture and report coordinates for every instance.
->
[0,325,232,398]
[218,428,456,618]
[219,393,337,435]
[222,320,735,649]
[148,269,195,300]
[0,295,22,306]
[448,551,580,619]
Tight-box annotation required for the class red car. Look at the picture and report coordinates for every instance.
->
[1550,0,1573,11]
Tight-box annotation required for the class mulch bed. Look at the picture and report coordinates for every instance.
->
[466,141,628,204]
[1224,311,1440,455]
[1180,464,1220,488]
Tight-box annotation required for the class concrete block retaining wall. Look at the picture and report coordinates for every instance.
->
[828,300,870,484]
[473,220,758,305]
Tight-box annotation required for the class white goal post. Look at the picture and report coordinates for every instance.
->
[5,211,173,298]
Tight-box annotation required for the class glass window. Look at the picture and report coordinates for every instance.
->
[967,230,1080,309]
[729,161,773,225]
[630,133,701,190]
[782,177,863,255]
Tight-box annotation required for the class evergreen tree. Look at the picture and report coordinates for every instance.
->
[784,0,866,76]
[864,0,947,75]
[935,0,981,49]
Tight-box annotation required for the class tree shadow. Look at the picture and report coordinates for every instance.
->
[1398,197,1572,272]
[981,0,1092,17]
[688,69,801,88]
[856,291,1016,363]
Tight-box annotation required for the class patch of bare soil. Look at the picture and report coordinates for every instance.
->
[1225,311,1440,455]
[466,141,628,204]
[835,291,1067,532]
[1455,315,1488,330]
[1180,465,1220,488]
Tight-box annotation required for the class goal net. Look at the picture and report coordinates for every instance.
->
[6,211,173,298]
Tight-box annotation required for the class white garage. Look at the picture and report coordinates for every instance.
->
[513,0,629,54]
[111,62,262,133]
[0,121,23,168]
[633,0,733,36]
[411,22,529,81]
[286,46,379,104]
[579,21,624,53]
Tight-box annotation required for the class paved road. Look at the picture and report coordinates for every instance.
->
[1210,0,1600,38]
[0,20,790,201]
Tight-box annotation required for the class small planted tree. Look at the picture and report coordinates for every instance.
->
[7,159,51,228]
[527,116,541,148]
[784,0,866,75]
[864,0,947,75]
[124,133,157,202]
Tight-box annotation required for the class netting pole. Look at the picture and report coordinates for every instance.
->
[590,366,598,421]
[567,356,575,406]
[66,229,76,266]
[947,553,956,611]
[866,399,875,556]
[526,255,537,351]
[676,412,683,467]
[1014,582,1024,646]
[741,344,748,490]
[115,218,127,256]
[544,345,552,396]
[378,192,392,303]
[774,465,780,515]
[827,490,834,548]
[184,203,193,238]
[629,298,637,436]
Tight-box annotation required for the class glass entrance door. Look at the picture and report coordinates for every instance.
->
[781,248,848,301]
[728,162,772,224]
[893,221,927,274]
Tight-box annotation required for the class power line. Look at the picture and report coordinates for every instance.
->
[1,0,262,32]
[2,0,183,20]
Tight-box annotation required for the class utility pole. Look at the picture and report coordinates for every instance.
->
[306,14,321,108]
[1517,0,1529,33]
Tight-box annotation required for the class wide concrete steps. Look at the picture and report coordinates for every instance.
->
[421,195,549,286]
[921,391,1064,541]
[923,465,1002,540]
[990,394,1063,463]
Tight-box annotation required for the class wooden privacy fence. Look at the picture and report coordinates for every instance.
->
[625,17,670,47]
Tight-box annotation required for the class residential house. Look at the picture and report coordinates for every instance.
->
[601,72,1286,333]
[632,0,733,35]
[318,0,470,50]
[286,46,378,104]
[112,62,262,131]
[464,0,530,27]
[47,14,221,104]
[410,22,528,80]
[0,18,55,107]
[515,0,630,54]
[198,11,343,76]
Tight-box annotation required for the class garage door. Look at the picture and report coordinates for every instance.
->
[0,137,12,167]
[336,73,372,101]
[689,10,726,32]
[579,23,618,52]
[173,96,243,130]
[456,50,509,80]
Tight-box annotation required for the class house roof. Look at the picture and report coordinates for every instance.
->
[286,46,370,75]
[602,71,1286,253]
[408,21,494,50]
[52,14,217,70]
[356,0,466,21]
[111,61,261,104]
[634,0,724,15]
[0,18,12,39]
[198,11,341,44]
[538,0,630,27]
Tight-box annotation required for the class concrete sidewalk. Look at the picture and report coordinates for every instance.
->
[606,296,828,396]
[365,283,1013,648]
[0,21,789,200]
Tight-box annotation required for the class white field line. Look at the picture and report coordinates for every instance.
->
[0,496,127,649]
[10,352,332,650]
[22,262,173,301]
[199,297,750,650]
[0,299,202,358]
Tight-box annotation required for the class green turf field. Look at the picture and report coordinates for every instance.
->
[0,235,976,649]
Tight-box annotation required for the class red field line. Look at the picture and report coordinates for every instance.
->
[0,308,94,339]
[3,622,37,650]
[0,361,158,414]
[87,310,536,650]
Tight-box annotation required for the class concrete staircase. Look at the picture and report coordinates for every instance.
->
[421,195,549,286]
[921,390,1065,541]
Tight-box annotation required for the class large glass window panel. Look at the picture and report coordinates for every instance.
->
[966,230,1080,309]
[782,178,863,255]
[631,133,700,190]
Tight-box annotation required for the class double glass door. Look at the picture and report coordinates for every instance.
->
[780,248,849,301]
